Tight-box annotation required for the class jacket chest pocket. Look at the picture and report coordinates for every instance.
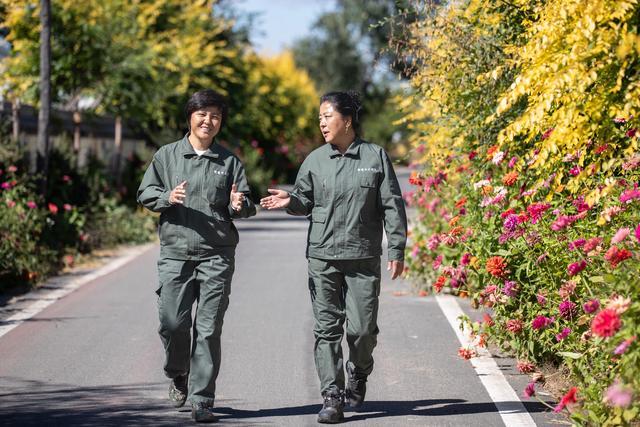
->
[206,175,228,205]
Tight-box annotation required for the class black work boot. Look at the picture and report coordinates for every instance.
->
[191,401,218,423]
[345,363,367,408]
[168,374,188,408]
[317,392,344,424]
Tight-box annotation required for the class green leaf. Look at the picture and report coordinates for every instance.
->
[557,351,583,359]
[589,276,605,283]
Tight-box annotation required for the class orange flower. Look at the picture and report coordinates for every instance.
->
[455,197,467,209]
[481,185,494,196]
[502,171,519,186]
[486,144,499,159]
[449,216,460,226]
[486,256,508,278]
[418,289,428,297]
[458,347,477,360]
[449,225,464,236]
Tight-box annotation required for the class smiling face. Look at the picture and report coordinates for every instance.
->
[189,106,222,144]
[318,101,352,145]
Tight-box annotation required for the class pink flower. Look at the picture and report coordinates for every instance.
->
[536,294,547,306]
[508,156,518,168]
[583,299,600,314]
[568,238,586,250]
[606,295,631,315]
[523,382,536,398]
[532,315,554,330]
[517,360,536,373]
[526,203,551,224]
[26,201,37,209]
[591,309,622,338]
[502,280,518,297]
[636,224,640,242]
[432,255,443,270]
[541,128,554,140]
[572,196,590,213]
[613,336,636,355]
[603,380,633,408]
[63,203,72,211]
[492,151,505,165]
[583,237,603,253]
[7,165,17,173]
[559,281,577,299]
[506,319,523,333]
[569,166,581,176]
[551,215,573,231]
[48,203,58,215]
[567,260,587,276]
[427,234,441,251]
[613,117,627,124]
[611,227,630,244]
[1,182,10,190]
[556,327,571,341]
[536,253,548,264]
[620,186,640,203]
[6,200,16,208]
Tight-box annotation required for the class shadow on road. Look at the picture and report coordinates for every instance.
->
[214,398,551,422]
[0,378,182,426]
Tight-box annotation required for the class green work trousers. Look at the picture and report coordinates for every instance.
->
[156,254,234,405]
[307,257,381,395]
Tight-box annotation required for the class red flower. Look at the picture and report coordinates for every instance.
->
[486,256,508,278]
[48,203,59,215]
[26,201,37,209]
[541,128,554,140]
[591,309,622,338]
[554,387,578,413]
[604,246,632,268]
[433,275,446,293]
[458,347,477,360]
[483,313,494,327]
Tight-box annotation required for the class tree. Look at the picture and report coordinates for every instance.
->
[35,0,50,192]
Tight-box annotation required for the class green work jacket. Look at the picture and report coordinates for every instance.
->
[137,135,256,260]
[287,138,407,261]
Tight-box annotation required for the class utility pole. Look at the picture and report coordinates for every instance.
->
[34,0,51,195]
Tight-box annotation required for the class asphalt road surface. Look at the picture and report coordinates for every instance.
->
[0,168,565,426]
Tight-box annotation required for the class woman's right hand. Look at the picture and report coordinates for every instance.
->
[259,189,290,210]
[169,180,187,205]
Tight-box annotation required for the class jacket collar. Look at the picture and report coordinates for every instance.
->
[329,138,361,158]
[179,134,220,159]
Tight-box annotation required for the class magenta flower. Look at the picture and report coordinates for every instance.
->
[508,156,518,168]
[572,196,590,213]
[1,182,10,190]
[503,214,519,231]
[569,166,581,176]
[568,238,586,250]
[583,237,603,253]
[427,234,441,251]
[460,253,471,266]
[619,186,640,203]
[567,260,587,276]
[556,328,571,341]
[551,215,573,231]
[523,382,536,398]
[559,301,577,319]
[583,299,600,314]
[26,201,37,209]
[532,315,554,330]
[526,203,551,224]
[432,255,443,270]
[636,224,640,243]
[611,227,630,244]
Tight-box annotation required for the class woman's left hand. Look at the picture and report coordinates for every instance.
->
[230,183,245,211]
[387,260,404,280]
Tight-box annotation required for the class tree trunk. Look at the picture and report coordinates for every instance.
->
[11,99,20,144]
[113,115,123,186]
[34,0,52,195]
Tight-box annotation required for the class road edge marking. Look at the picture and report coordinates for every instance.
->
[435,294,537,427]
[0,243,155,340]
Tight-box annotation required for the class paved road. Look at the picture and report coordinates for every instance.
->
[0,169,564,426]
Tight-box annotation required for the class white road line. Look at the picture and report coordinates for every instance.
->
[435,294,537,427]
[0,243,155,340]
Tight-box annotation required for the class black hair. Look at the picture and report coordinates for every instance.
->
[185,89,228,128]
[320,90,363,136]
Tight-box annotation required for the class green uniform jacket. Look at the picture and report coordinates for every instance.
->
[287,139,407,261]
[137,135,256,260]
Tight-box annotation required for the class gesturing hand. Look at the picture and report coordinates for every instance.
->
[259,189,291,210]
[387,260,404,280]
[169,180,187,205]
[230,183,245,212]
